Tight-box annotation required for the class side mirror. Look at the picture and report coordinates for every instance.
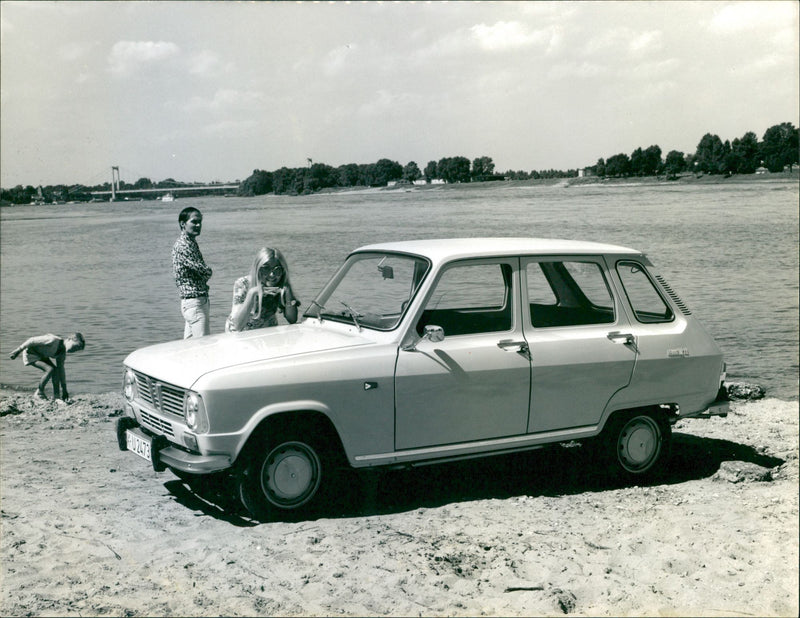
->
[423,324,444,343]
[401,324,445,351]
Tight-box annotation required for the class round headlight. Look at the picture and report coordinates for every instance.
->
[184,392,209,433]
[185,394,199,426]
[123,369,137,401]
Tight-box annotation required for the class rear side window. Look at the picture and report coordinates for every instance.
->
[616,261,674,323]
[526,261,615,327]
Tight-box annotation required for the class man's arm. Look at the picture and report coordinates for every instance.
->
[173,242,212,278]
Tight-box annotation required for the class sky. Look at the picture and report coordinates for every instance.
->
[1,0,798,188]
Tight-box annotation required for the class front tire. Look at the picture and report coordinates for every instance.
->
[237,434,326,520]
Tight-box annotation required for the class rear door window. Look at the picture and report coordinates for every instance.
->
[526,260,615,327]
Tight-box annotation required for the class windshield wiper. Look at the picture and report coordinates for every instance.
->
[339,301,362,331]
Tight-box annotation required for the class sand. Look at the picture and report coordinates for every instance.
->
[1,388,797,617]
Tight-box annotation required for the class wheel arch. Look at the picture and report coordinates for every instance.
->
[598,402,678,434]
[233,408,348,470]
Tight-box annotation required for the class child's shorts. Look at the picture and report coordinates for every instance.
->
[22,349,49,366]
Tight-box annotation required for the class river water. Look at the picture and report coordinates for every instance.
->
[1,177,797,399]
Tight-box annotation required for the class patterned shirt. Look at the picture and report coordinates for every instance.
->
[172,231,212,299]
[225,276,282,331]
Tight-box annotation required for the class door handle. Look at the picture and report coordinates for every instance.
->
[497,339,529,354]
[607,331,635,345]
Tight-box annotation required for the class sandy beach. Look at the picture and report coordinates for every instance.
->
[1,388,797,617]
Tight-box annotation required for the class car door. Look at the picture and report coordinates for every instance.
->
[522,256,636,433]
[394,258,531,450]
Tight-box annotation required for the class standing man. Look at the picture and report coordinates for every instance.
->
[172,207,212,338]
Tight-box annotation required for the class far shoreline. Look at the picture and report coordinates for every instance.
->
[320,169,800,194]
[1,170,797,207]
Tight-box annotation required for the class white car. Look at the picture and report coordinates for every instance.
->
[117,238,729,519]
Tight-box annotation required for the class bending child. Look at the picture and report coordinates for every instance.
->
[9,332,85,401]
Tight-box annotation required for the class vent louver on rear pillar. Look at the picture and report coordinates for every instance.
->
[654,275,692,315]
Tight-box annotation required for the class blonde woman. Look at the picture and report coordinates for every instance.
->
[225,247,300,332]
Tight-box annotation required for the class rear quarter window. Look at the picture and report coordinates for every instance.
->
[616,260,674,323]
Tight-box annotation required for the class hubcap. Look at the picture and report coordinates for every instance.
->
[617,416,660,472]
[261,442,321,508]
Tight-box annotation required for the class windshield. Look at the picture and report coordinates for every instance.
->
[305,252,430,330]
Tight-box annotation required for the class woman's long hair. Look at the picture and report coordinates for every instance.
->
[247,247,290,320]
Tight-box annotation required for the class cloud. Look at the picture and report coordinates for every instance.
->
[623,57,681,80]
[629,30,663,54]
[709,1,796,33]
[323,44,358,76]
[470,21,540,51]
[184,89,265,113]
[582,27,663,57]
[582,28,630,55]
[739,52,792,74]
[188,50,228,76]
[201,119,258,137]
[548,60,607,80]
[357,89,423,118]
[59,41,98,62]
[108,40,180,75]
[415,20,557,62]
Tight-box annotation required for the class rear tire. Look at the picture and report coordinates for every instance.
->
[237,432,327,521]
[603,411,671,479]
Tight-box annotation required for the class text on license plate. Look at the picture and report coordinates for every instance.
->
[126,430,152,462]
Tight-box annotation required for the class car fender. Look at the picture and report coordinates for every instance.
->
[227,399,340,463]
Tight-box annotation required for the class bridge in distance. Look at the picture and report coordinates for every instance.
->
[90,184,239,198]
[90,167,239,199]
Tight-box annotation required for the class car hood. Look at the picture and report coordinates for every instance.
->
[124,322,374,388]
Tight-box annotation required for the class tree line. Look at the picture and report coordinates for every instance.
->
[2,122,797,204]
[592,121,798,178]
[237,155,503,196]
[239,121,798,195]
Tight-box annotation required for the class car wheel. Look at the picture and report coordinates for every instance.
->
[606,412,671,478]
[237,434,325,520]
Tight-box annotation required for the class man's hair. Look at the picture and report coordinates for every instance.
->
[178,207,202,227]
[70,332,85,348]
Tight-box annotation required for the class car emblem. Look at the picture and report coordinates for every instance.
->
[152,382,163,408]
[668,348,690,357]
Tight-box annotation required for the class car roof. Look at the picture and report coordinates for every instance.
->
[353,238,642,264]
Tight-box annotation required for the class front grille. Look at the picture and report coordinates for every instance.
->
[140,409,175,437]
[655,275,692,316]
[133,371,186,417]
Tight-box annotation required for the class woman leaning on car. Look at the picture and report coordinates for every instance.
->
[225,247,300,332]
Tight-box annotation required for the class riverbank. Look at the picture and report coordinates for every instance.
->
[377,170,800,192]
[1,388,797,616]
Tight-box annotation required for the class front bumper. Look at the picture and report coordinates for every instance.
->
[116,417,232,474]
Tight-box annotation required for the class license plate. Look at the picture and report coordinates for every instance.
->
[126,430,152,462]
